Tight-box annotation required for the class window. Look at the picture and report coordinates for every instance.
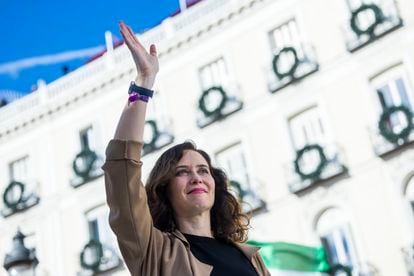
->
[84,206,120,271]
[374,71,413,111]
[216,143,264,213]
[289,106,329,150]
[344,0,402,51]
[72,125,104,187]
[267,19,318,92]
[316,208,359,269]
[371,66,414,133]
[269,19,305,65]
[286,106,346,192]
[9,156,29,183]
[197,57,243,127]
[2,155,39,216]
[288,106,333,177]
[142,90,174,155]
[86,207,115,246]
[79,126,95,151]
[345,0,399,19]
[199,58,231,91]
[5,156,30,208]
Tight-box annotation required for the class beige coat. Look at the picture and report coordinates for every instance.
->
[103,140,271,276]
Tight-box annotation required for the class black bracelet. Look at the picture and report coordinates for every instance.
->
[128,81,154,98]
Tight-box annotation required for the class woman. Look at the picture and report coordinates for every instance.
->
[103,21,270,276]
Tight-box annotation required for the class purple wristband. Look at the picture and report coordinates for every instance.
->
[128,92,149,103]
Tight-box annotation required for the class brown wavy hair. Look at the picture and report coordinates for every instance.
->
[145,141,250,243]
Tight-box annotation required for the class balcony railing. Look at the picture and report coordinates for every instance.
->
[78,240,121,275]
[345,2,403,52]
[368,106,414,157]
[70,148,104,188]
[266,44,319,93]
[196,81,243,128]
[1,179,40,217]
[229,180,266,215]
[142,119,174,156]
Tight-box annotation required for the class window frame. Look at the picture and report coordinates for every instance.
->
[370,65,414,114]
[215,142,265,213]
[315,208,360,268]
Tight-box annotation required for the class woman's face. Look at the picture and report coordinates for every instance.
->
[168,150,215,218]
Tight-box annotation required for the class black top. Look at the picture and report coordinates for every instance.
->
[183,233,259,276]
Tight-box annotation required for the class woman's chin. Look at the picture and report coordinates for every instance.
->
[187,200,213,213]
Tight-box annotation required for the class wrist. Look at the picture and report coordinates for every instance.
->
[135,75,156,89]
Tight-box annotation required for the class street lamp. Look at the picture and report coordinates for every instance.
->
[3,230,38,276]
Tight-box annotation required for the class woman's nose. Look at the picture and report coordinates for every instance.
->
[191,172,203,183]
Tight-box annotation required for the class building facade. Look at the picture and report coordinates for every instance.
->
[1,0,414,274]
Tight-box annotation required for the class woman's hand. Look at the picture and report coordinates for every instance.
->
[119,21,159,89]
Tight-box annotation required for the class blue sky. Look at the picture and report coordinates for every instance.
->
[0,0,182,96]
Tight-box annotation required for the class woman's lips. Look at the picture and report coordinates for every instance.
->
[188,188,207,194]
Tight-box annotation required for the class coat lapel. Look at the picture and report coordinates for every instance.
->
[172,230,214,275]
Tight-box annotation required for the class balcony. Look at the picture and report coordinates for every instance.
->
[1,180,40,217]
[345,3,403,52]
[266,44,318,93]
[70,149,104,188]
[142,119,174,156]
[368,105,414,157]
[229,180,266,215]
[284,143,347,194]
[78,240,121,276]
[196,82,243,128]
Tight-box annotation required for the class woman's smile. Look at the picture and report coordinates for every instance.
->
[187,187,208,194]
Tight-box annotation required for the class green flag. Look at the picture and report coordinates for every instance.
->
[247,241,330,272]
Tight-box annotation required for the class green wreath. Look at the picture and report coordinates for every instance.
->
[350,4,385,37]
[80,239,103,271]
[198,86,228,118]
[3,181,25,210]
[328,264,352,276]
[143,120,161,152]
[72,149,98,179]
[294,144,328,180]
[272,47,300,80]
[378,105,413,144]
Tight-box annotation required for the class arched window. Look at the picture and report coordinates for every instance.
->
[315,208,359,270]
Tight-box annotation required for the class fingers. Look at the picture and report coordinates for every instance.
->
[126,25,141,45]
[119,21,146,52]
[149,44,157,57]
[119,21,135,49]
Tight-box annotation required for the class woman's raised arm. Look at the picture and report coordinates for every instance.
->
[113,21,159,142]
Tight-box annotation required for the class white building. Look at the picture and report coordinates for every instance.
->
[1,0,414,275]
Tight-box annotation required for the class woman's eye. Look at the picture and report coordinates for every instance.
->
[175,170,189,176]
[199,168,209,174]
